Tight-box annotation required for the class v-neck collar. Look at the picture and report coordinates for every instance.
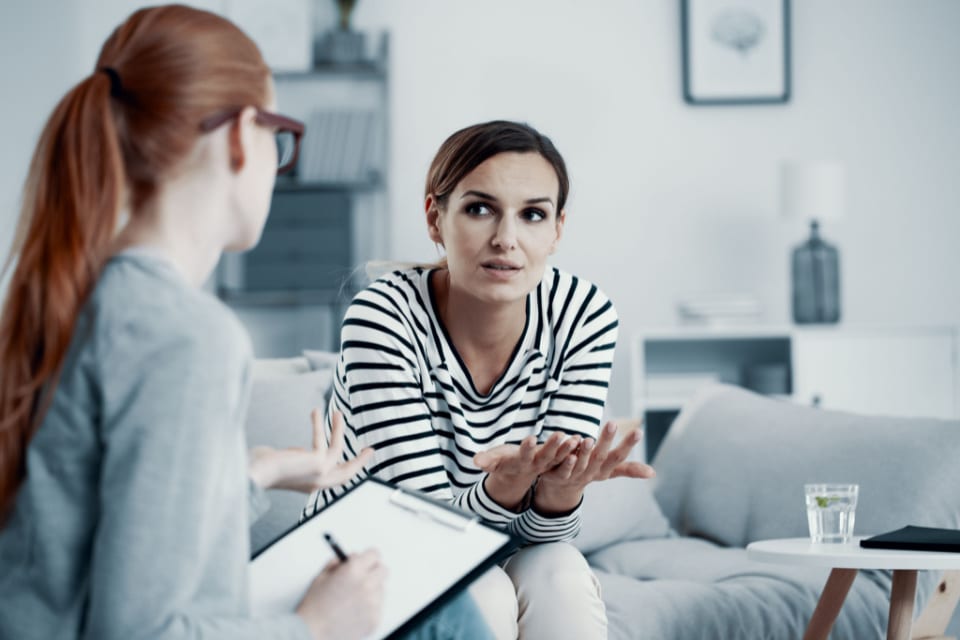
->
[426,269,532,400]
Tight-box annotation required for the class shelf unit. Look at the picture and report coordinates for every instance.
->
[632,325,960,461]
[217,33,390,354]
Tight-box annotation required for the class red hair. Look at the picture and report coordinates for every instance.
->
[0,5,270,519]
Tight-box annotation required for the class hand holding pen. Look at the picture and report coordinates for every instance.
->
[323,532,348,562]
[296,535,387,640]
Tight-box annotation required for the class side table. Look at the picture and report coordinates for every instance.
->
[747,537,960,640]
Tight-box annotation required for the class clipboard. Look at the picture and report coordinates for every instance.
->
[249,477,519,639]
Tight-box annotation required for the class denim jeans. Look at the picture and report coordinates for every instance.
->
[401,592,493,640]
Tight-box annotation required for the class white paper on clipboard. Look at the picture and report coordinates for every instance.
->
[248,478,515,639]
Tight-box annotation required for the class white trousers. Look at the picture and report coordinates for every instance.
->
[467,542,607,640]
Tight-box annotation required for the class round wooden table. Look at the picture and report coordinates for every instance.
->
[747,537,960,640]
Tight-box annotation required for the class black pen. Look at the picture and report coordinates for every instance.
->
[323,532,348,562]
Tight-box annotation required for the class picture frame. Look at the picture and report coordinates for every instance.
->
[681,0,791,105]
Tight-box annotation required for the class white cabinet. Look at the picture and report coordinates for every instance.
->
[792,328,957,420]
[631,326,960,460]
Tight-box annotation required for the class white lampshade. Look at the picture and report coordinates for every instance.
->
[780,161,846,221]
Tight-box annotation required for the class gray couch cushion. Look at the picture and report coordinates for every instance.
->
[575,479,671,555]
[594,564,888,640]
[652,385,960,548]
[590,537,909,640]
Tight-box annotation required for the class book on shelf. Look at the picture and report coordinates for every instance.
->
[326,111,349,180]
[297,109,378,184]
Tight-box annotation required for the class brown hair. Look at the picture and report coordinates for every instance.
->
[0,4,270,518]
[425,120,570,212]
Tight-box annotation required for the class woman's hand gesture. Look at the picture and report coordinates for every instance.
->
[248,410,373,493]
[473,432,580,511]
[535,422,656,514]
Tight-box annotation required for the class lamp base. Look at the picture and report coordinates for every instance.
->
[791,220,841,324]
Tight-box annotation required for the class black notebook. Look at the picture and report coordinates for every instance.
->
[860,525,960,553]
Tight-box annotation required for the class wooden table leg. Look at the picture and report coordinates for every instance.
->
[805,568,858,640]
[913,571,960,639]
[887,569,918,640]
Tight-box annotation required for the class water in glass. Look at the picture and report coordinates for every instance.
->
[805,484,858,543]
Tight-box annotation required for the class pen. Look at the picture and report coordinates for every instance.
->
[323,532,348,562]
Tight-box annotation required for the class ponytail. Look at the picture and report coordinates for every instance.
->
[0,4,270,521]
[0,70,124,518]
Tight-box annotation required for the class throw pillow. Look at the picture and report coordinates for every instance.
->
[245,367,334,450]
[302,349,339,374]
[573,427,672,556]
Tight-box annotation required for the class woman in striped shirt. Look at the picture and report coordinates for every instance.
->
[306,121,655,638]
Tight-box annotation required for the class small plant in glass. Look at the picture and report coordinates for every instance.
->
[316,0,365,64]
[336,0,358,31]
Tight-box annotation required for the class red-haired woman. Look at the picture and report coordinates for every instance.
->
[305,120,656,638]
[0,6,489,640]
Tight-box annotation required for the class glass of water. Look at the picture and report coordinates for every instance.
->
[805,483,859,543]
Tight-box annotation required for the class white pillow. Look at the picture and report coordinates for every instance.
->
[245,367,334,450]
[302,349,339,374]
[251,356,311,379]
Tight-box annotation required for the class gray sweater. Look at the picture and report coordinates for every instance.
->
[0,252,309,639]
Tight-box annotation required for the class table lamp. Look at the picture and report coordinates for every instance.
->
[780,161,845,324]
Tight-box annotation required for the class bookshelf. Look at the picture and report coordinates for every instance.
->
[217,32,390,354]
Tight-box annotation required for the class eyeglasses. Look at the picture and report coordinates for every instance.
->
[199,108,305,175]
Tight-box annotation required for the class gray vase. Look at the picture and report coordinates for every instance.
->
[791,220,841,324]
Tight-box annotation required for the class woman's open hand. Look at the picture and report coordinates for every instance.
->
[248,410,373,493]
[535,422,656,514]
[473,432,581,511]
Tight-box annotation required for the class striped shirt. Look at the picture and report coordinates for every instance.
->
[303,266,618,543]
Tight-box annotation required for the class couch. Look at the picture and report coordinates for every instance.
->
[245,355,960,639]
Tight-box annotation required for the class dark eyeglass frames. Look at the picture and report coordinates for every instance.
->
[199,108,306,175]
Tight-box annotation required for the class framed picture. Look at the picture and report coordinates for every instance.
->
[681,0,791,105]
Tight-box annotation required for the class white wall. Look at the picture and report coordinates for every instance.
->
[0,0,222,268]
[348,0,960,414]
[0,0,83,264]
[2,1,958,414]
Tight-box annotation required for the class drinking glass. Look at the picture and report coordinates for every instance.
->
[805,483,858,543]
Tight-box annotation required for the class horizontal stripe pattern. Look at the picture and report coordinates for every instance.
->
[303,266,617,544]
